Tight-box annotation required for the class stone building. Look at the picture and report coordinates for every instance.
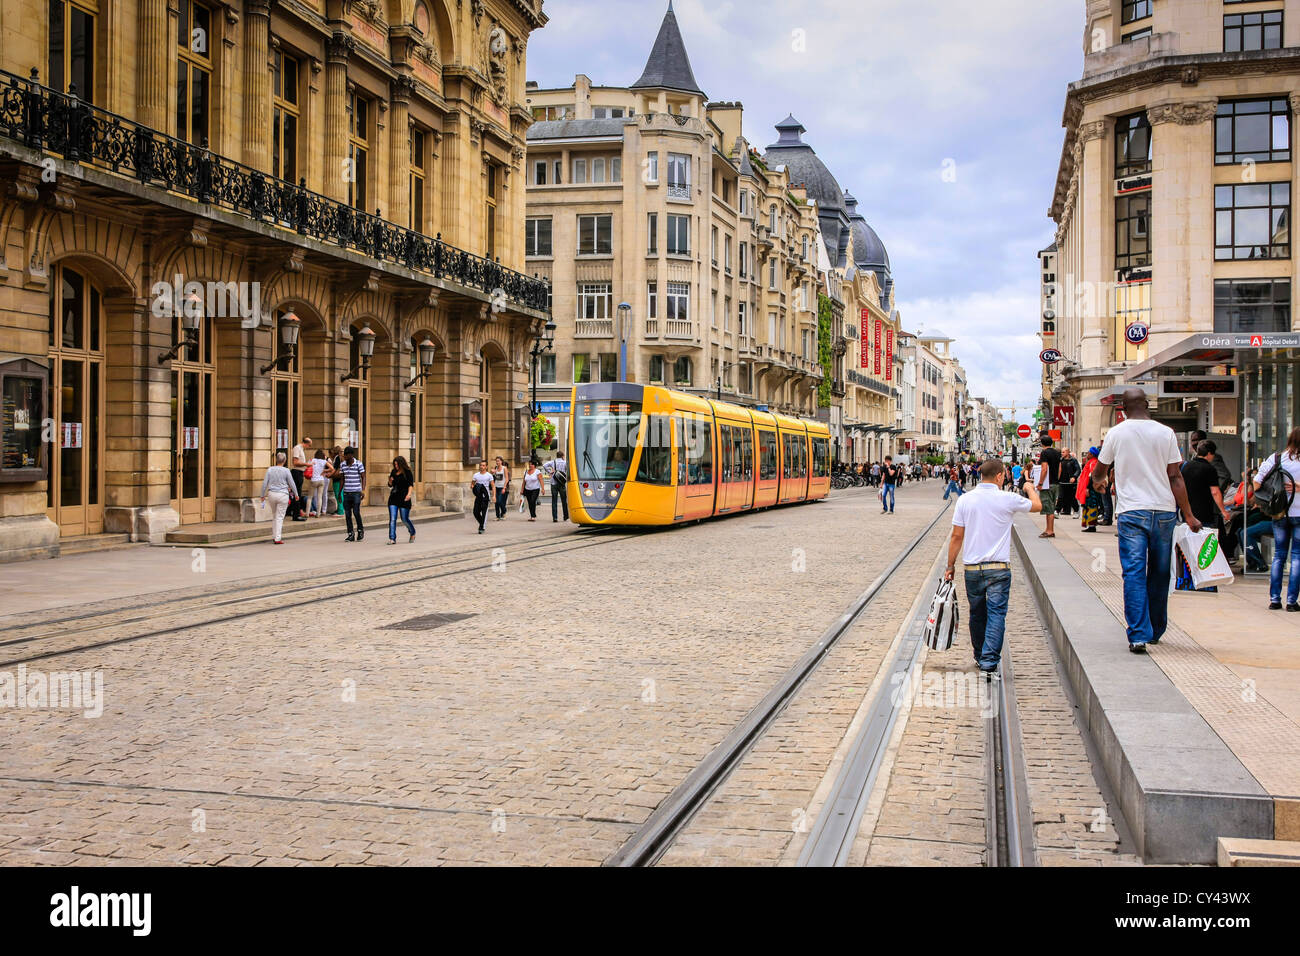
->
[1047,0,1300,457]
[0,0,550,561]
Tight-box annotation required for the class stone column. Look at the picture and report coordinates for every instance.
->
[102,295,181,542]
[1148,100,1218,353]
[137,0,170,128]
[388,75,415,228]
[241,0,272,172]
[1075,120,1110,372]
[323,33,354,203]
[439,118,462,247]
[213,316,269,522]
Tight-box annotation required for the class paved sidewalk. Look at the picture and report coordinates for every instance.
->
[1035,515,1300,843]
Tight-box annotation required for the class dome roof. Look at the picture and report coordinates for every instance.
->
[844,192,892,308]
[764,115,846,215]
[763,116,850,268]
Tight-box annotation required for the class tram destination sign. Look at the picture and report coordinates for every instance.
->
[1158,376,1239,398]
[1193,333,1300,349]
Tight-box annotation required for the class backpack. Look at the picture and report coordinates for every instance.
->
[1258,453,1296,520]
[923,580,960,652]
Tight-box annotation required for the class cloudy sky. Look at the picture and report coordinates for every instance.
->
[526,0,1085,418]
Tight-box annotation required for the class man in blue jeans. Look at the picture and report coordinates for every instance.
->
[1090,389,1202,653]
[880,457,900,514]
[946,459,1042,677]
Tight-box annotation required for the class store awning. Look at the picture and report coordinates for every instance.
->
[1125,332,1300,382]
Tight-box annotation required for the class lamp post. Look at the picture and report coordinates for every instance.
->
[529,318,556,415]
[339,325,376,382]
[404,337,437,388]
[259,309,301,374]
[157,291,204,364]
[617,302,630,382]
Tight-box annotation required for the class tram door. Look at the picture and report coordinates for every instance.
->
[46,266,105,536]
[170,317,216,523]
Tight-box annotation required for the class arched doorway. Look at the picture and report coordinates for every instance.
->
[46,264,105,536]
[169,314,216,523]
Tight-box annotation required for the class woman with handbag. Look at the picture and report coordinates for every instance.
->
[387,456,416,544]
[492,456,511,521]
[1255,427,1300,611]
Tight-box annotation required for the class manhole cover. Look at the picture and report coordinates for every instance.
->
[385,612,478,631]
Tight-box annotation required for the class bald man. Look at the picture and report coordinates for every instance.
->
[1091,388,1202,654]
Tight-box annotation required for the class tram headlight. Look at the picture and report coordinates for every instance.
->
[608,489,618,499]
[583,488,593,497]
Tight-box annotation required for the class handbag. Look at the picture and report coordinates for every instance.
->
[1258,453,1296,520]
[923,580,960,651]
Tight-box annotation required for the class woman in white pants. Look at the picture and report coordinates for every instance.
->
[260,452,299,544]
[309,449,332,516]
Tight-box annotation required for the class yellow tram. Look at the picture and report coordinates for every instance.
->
[566,383,832,526]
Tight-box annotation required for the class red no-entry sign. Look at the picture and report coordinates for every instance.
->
[1017,424,1032,439]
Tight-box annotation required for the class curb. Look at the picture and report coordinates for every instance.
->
[1012,515,1273,864]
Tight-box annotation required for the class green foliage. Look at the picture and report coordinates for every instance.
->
[817,293,833,407]
[529,415,556,450]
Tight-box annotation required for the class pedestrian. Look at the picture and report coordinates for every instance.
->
[259,451,300,545]
[387,455,416,544]
[470,460,492,533]
[288,436,313,521]
[1037,436,1061,538]
[1180,441,1232,592]
[943,462,963,501]
[880,456,901,514]
[1225,469,1272,572]
[521,459,542,521]
[337,445,367,542]
[1058,448,1081,517]
[945,458,1043,678]
[1090,388,1202,653]
[1254,426,1300,611]
[547,450,570,523]
[1079,447,1102,532]
[330,445,345,516]
[492,455,511,521]
[308,449,332,517]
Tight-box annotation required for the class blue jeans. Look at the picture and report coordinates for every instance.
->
[1270,516,1300,605]
[388,504,415,540]
[881,483,896,512]
[944,481,963,500]
[1116,510,1177,646]
[965,568,1012,670]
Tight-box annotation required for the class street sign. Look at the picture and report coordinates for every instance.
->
[1040,348,1062,364]
[1053,405,1075,427]
[1017,424,1032,439]
[1125,322,1150,345]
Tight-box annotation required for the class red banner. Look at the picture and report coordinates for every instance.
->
[885,329,894,381]
[874,319,882,376]
[860,308,869,369]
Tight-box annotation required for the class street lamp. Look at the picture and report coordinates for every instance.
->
[157,290,204,364]
[404,337,437,388]
[339,324,376,382]
[259,309,301,375]
[617,302,631,382]
[529,318,556,415]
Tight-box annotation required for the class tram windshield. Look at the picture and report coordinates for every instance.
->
[574,400,642,481]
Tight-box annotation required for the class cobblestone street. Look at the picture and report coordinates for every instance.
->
[0,483,1138,866]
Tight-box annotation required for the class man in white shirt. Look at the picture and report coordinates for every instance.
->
[288,437,312,521]
[945,459,1043,677]
[1090,388,1202,653]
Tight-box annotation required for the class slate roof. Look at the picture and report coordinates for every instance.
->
[630,2,705,97]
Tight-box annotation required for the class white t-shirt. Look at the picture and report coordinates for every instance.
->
[522,469,542,491]
[1097,418,1182,515]
[1257,451,1300,518]
[952,483,1033,565]
[291,444,306,469]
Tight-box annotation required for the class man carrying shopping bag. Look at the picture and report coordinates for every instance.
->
[945,459,1042,679]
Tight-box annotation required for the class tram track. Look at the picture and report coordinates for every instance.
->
[0,528,641,668]
[603,501,954,867]
[985,648,1036,867]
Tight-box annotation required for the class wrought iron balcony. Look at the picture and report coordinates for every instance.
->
[0,69,549,313]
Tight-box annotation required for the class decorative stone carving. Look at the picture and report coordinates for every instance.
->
[1077,120,1108,144]
[326,32,355,64]
[1146,100,1217,126]
[392,73,416,102]
[488,27,509,105]
[1181,66,1199,86]
[471,0,484,30]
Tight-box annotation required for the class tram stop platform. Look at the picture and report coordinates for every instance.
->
[1013,515,1300,865]
[163,504,461,547]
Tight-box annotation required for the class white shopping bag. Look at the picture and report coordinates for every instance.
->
[923,580,960,651]
[1172,524,1234,590]
[518,496,526,514]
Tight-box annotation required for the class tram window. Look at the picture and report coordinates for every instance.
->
[759,430,777,480]
[719,424,732,482]
[685,417,713,485]
[812,437,829,477]
[636,414,673,485]
[741,429,753,481]
[782,435,795,479]
[731,428,744,482]
[675,418,687,485]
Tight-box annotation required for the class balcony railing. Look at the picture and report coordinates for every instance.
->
[574,318,614,337]
[644,318,660,337]
[0,69,549,312]
[666,182,690,200]
[664,319,693,339]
